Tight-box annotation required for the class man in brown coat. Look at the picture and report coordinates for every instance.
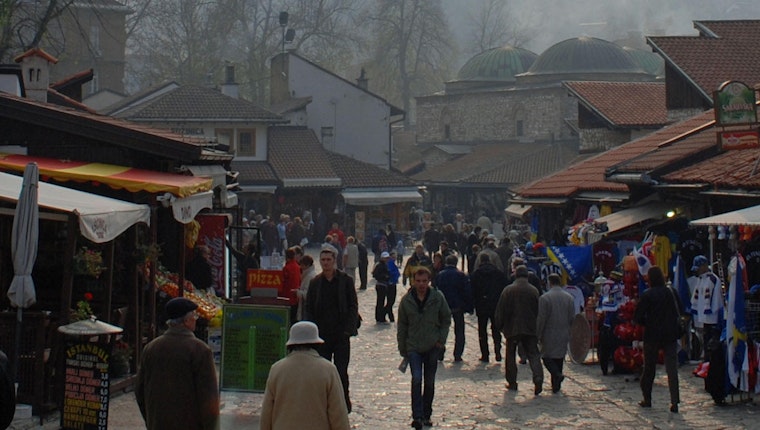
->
[136,298,220,430]
[494,265,544,395]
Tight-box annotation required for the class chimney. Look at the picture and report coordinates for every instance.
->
[221,64,239,99]
[14,47,57,103]
[356,68,368,90]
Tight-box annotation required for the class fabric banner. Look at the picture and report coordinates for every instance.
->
[673,254,691,313]
[726,253,748,392]
[547,245,593,285]
[196,214,228,297]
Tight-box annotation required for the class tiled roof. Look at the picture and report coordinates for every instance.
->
[269,96,312,115]
[663,149,760,190]
[647,20,760,100]
[325,152,416,188]
[267,127,339,182]
[564,81,667,127]
[413,142,579,185]
[230,160,278,184]
[116,85,284,122]
[609,122,717,174]
[516,110,715,198]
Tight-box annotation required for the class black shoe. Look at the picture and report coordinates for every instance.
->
[639,400,651,408]
[519,358,527,365]
[495,352,502,362]
[534,384,542,396]
[423,418,433,427]
[411,419,423,429]
[388,313,395,322]
[670,404,678,413]
[347,398,352,413]
[479,356,489,362]
[453,356,463,362]
[506,383,518,391]
[359,286,367,290]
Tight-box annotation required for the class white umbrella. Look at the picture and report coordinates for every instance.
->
[7,163,39,383]
[7,163,39,309]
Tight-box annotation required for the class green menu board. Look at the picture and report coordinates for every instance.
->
[220,304,289,392]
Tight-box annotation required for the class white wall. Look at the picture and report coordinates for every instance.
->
[287,55,391,169]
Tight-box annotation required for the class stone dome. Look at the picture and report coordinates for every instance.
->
[622,46,665,78]
[523,36,644,76]
[457,45,538,82]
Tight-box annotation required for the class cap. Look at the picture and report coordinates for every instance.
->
[380,251,390,259]
[286,321,324,346]
[691,255,708,272]
[486,234,496,241]
[166,297,198,320]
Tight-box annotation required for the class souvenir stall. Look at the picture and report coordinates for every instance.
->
[690,206,760,404]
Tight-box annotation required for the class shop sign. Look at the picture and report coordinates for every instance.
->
[714,81,757,125]
[720,130,760,150]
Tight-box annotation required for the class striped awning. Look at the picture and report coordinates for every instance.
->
[0,152,212,198]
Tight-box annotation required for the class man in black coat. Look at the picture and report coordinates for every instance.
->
[304,248,359,413]
[470,254,507,362]
[357,240,369,290]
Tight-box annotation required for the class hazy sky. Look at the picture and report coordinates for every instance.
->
[444,0,760,62]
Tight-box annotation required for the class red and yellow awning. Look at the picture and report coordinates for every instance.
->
[0,153,212,198]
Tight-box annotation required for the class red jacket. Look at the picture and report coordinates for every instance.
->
[283,259,302,303]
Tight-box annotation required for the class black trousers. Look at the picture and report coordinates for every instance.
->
[317,335,351,410]
[477,312,501,359]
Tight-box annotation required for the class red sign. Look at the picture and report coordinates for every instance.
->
[195,214,228,296]
[720,130,760,150]
[247,269,285,291]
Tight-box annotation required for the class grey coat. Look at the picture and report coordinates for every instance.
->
[537,286,576,358]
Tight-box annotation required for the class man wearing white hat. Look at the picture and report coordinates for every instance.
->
[261,321,350,430]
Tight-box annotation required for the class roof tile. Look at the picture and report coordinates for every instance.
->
[565,81,667,127]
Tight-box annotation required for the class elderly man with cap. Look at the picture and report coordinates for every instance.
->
[136,297,219,430]
[688,254,723,357]
[261,321,350,430]
[473,234,504,273]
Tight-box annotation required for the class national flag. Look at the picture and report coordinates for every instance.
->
[673,254,691,313]
[547,245,592,285]
[726,253,748,391]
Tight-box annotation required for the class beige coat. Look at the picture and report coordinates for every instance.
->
[260,348,349,430]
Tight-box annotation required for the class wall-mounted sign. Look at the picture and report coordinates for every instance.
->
[720,130,760,150]
[714,81,757,125]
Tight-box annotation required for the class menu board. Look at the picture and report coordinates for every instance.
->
[61,341,112,430]
[220,304,289,392]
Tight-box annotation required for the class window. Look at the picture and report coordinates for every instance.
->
[90,26,101,57]
[215,129,233,153]
[238,129,256,155]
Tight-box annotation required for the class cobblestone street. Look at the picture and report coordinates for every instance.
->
[16,254,760,429]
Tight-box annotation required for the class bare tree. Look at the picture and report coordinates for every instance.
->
[463,0,534,56]
[362,0,455,127]
[0,0,77,62]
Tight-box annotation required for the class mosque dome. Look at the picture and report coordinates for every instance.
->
[522,36,645,77]
[622,46,665,78]
[457,45,538,82]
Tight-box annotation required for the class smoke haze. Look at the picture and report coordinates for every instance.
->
[445,0,760,59]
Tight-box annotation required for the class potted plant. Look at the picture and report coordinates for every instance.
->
[73,247,106,278]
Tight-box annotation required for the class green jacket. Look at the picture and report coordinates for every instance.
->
[397,287,451,356]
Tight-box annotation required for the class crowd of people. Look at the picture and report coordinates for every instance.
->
[134,213,683,429]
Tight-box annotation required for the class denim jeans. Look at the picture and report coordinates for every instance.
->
[408,349,439,420]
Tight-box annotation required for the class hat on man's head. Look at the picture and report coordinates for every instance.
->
[286,321,324,346]
[486,234,496,241]
[380,251,390,259]
[166,297,198,320]
[691,255,709,272]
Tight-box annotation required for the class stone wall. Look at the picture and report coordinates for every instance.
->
[416,87,573,145]
[579,128,630,153]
